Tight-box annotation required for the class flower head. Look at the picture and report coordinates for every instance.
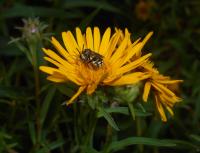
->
[40,27,152,105]
[118,30,183,121]
[142,62,183,121]
[16,18,48,39]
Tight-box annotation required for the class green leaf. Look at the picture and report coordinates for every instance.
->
[6,142,18,149]
[114,84,140,103]
[1,4,83,19]
[190,134,200,142]
[97,107,151,117]
[81,146,100,153]
[87,95,97,110]
[194,94,200,123]
[165,139,200,150]
[55,83,77,97]
[0,85,29,100]
[134,108,152,117]
[0,37,23,56]
[97,107,119,131]
[28,121,36,145]
[107,137,176,152]
[0,131,18,150]
[97,107,129,117]
[37,139,65,153]
[63,1,122,14]
[40,87,56,126]
[9,39,33,64]
[0,131,12,139]
[128,103,135,120]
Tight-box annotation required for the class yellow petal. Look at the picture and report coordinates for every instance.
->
[143,81,151,102]
[104,54,151,83]
[51,37,73,62]
[116,53,152,76]
[93,27,101,52]
[47,77,65,82]
[159,92,180,105]
[159,95,175,116]
[41,56,82,85]
[166,106,174,116]
[152,82,175,97]
[87,83,98,95]
[136,32,153,57]
[122,42,143,64]
[142,31,153,45]
[62,31,79,55]
[125,28,132,45]
[86,27,94,50]
[112,41,142,69]
[157,80,183,84]
[155,95,167,122]
[76,27,86,51]
[42,48,74,71]
[44,56,60,67]
[105,31,121,59]
[58,67,82,85]
[43,57,76,78]
[106,72,150,86]
[39,66,60,75]
[47,75,66,83]
[67,86,86,105]
[99,27,111,55]
[142,61,159,73]
[41,63,80,85]
[110,36,128,63]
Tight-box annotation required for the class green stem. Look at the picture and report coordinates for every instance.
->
[105,124,112,145]
[128,103,135,120]
[79,107,98,153]
[30,39,41,145]
[73,103,80,146]
[103,123,113,153]
[136,117,144,153]
[34,65,41,144]
[84,111,98,147]
[34,66,40,108]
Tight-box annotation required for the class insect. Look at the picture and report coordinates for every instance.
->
[79,49,104,69]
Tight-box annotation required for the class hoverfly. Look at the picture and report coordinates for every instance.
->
[78,48,104,69]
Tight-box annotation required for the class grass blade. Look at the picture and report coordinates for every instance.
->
[107,137,176,152]
[97,107,119,131]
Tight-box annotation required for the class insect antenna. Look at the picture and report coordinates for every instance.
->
[76,48,81,55]
[76,44,85,55]
[67,45,84,61]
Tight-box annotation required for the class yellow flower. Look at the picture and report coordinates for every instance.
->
[40,27,153,105]
[142,62,183,121]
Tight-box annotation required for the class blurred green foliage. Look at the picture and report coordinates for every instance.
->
[0,0,200,153]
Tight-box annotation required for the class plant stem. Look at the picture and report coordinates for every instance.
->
[84,110,98,147]
[105,124,112,145]
[31,39,41,145]
[73,103,80,146]
[34,66,40,110]
[136,117,144,153]
[128,103,136,120]
[103,123,113,153]
[34,65,41,143]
